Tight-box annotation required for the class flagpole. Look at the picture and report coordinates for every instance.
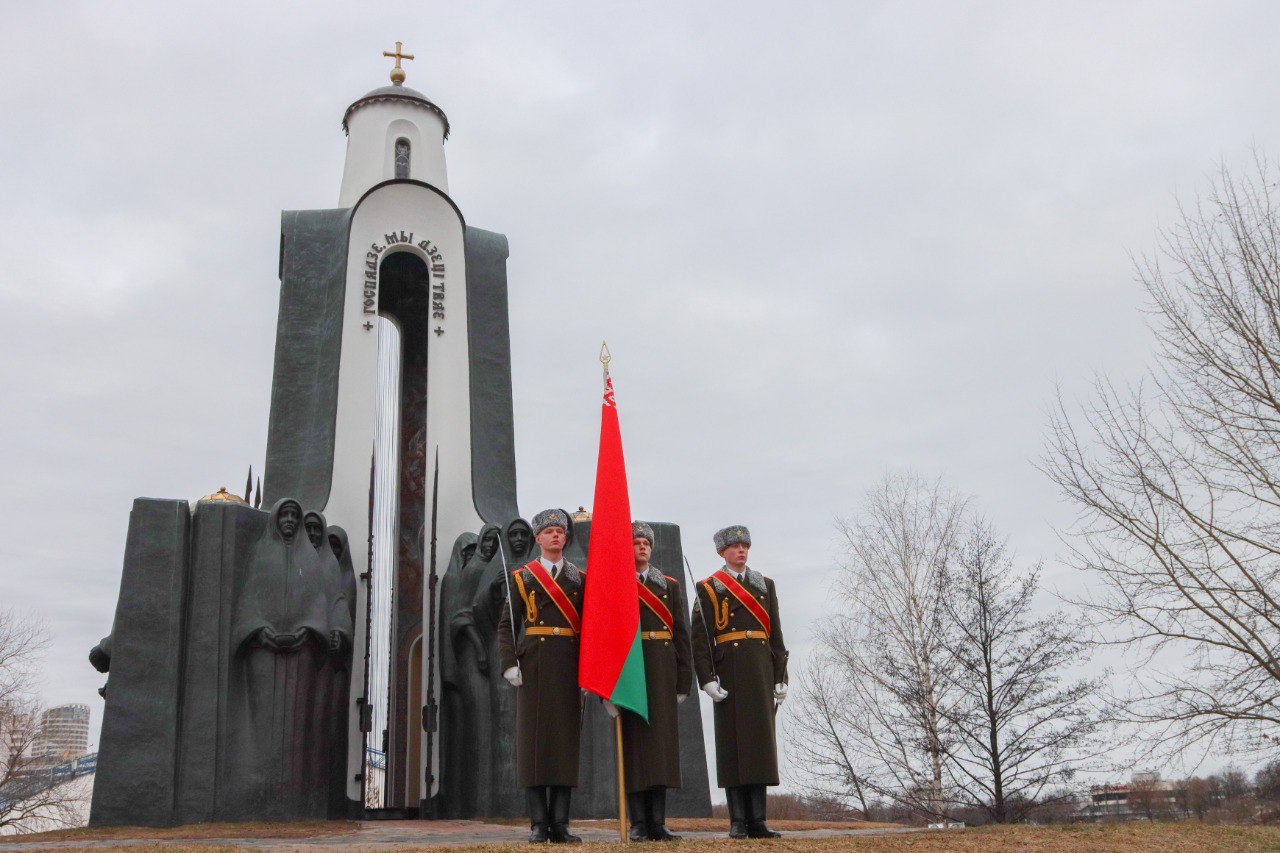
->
[600,341,628,843]
[615,715,627,842]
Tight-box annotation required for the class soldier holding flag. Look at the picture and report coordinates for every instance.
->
[603,521,692,841]
[497,508,585,844]
[692,525,789,839]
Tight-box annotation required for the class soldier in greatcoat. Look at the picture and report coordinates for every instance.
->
[605,521,693,841]
[497,508,585,843]
[691,525,788,839]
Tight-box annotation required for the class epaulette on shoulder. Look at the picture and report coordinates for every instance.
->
[663,574,677,584]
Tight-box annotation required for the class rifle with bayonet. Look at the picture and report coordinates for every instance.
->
[422,448,441,808]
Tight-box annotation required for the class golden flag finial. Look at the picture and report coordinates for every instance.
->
[382,41,415,85]
[599,341,612,389]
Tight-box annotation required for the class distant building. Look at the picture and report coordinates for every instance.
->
[1081,771,1177,821]
[33,703,90,763]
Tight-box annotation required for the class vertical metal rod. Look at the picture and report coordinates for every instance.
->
[615,715,627,842]
[683,556,719,687]
[499,539,521,675]
[423,447,441,806]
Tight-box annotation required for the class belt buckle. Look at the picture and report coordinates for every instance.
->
[745,630,753,639]
[553,627,561,636]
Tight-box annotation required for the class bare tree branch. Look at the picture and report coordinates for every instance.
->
[1043,153,1280,762]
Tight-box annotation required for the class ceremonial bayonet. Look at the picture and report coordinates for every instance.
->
[683,556,719,688]
[423,448,441,803]
[500,534,521,677]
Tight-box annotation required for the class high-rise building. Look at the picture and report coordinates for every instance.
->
[33,703,90,762]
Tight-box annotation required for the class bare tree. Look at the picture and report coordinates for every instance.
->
[1044,154,1280,762]
[1176,776,1214,821]
[0,607,81,833]
[792,474,967,820]
[793,475,1105,824]
[1127,774,1171,821]
[937,521,1105,823]
[1255,759,1280,804]
[0,608,44,712]
[787,656,876,819]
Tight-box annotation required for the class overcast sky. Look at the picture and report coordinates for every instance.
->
[3,1,1277,790]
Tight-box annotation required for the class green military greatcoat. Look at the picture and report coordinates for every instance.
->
[619,566,693,792]
[691,567,788,788]
[497,559,585,788]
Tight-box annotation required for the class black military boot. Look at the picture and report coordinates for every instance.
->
[548,786,581,843]
[527,787,550,843]
[627,791,649,842]
[746,785,781,838]
[646,787,680,841]
[725,786,748,839]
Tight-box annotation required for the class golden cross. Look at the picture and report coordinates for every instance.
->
[382,41,415,84]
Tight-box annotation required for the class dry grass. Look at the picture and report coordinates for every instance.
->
[484,822,1263,851]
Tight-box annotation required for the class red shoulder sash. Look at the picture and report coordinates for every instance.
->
[637,580,675,633]
[712,570,771,636]
[525,561,581,633]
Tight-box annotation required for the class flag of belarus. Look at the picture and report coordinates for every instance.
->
[578,370,648,720]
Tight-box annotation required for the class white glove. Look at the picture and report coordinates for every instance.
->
[677,693,688,704]
[702,681,729,703]
[504,666,522,687]
[602,699,620,718]
[773,683,788,703]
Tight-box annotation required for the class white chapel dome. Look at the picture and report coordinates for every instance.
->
[342,83,451,139]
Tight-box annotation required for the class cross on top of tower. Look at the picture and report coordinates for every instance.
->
[382,41,415,86]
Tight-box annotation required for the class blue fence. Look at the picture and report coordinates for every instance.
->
[0,752,98,810]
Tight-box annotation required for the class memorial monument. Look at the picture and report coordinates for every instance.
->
[88,44,711,826]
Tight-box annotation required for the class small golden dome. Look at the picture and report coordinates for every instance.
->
[572,506,591,521]
[198,487,248,505]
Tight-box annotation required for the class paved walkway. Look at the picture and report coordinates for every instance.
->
[1,821,925,850]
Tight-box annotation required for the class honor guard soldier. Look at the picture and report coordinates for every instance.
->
[691,525,789,839]
[497,509,586,843]
[604,521,693,841]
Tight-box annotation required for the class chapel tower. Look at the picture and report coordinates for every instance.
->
[262,44,519,810]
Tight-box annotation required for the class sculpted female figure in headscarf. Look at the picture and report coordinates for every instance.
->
[301,515,354,816]
[304,510,354,658]
[227,498,335,820]
[469,517,536,815]
[327,526,359,632]
[438,528,486,817]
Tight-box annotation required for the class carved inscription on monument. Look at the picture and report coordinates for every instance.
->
[362,231,448,335]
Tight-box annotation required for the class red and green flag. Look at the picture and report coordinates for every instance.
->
[578,368,648,720]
